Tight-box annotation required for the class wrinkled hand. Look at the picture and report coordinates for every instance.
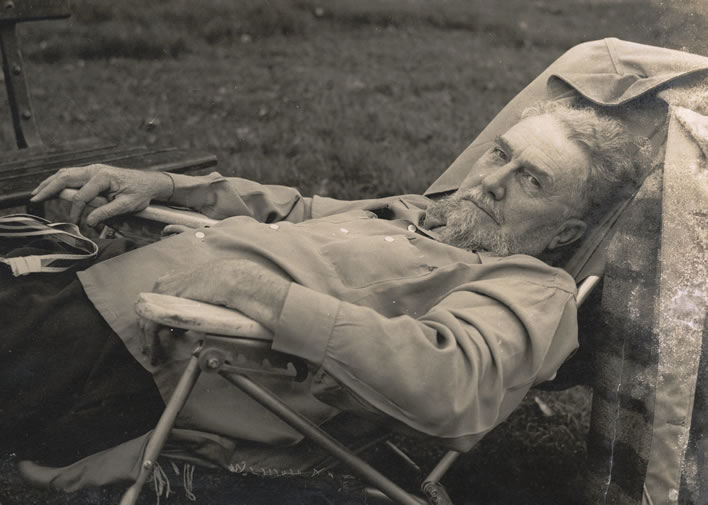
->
[30,164,173,226]
[139,259,290,363]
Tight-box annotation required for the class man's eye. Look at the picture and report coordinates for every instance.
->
[491,147,508,161]
[523,172,541,188]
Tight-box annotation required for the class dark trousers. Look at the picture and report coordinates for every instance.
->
[0,239,164,466]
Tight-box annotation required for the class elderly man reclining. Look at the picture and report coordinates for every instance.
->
[0,101,646,475]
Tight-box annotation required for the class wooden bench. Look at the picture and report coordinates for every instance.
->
[0,0,217,211]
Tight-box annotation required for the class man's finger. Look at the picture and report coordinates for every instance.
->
[155,327,176,364]
[138,317,149,355]
[84,196,141,227]
[145,326,174,366]
[139,318,160,358]
[29,167,92,202]
[29,176,71,203]
[30,172,59,196]
[69,173,112,223]
[161,224,191,237]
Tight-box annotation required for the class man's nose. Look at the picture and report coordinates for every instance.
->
[480,164,516,200]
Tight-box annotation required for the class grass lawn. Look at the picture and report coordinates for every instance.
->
[1,1,706,504]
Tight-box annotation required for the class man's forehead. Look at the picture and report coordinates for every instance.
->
[500,115,590,182]
[502,115,568,150]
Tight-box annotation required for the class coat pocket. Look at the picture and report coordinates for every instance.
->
[320,234,430,288]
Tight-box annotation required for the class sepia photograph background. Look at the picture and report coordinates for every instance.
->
[1,0,706,504]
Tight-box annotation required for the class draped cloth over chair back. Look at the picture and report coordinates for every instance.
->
[584,160,663,505]
[585,107,708,505]
[646,107,708,505]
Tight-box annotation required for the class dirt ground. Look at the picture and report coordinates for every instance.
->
[1,1,706,504]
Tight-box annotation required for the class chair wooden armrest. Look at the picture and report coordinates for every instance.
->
[135,292,271,341]
[130,291,437,505]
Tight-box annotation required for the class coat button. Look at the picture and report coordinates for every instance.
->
[384,236,394,242]
[269,224,279,230]
[195,231,205,239]
[407,224,417,232]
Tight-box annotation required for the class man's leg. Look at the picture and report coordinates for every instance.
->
[0,239,164,466]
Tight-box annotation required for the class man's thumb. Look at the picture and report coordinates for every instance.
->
[85,198,138,226]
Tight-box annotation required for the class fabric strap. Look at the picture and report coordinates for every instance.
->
[0,214,98,276]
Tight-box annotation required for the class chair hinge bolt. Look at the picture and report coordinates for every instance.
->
[4,1,14,10]
[143,460,153,470]
[21,110,31,120]
[11,64,21,75]
[207,357,220,369]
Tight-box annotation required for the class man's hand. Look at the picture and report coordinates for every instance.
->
[139,259,291,363]
[30,164,174,226]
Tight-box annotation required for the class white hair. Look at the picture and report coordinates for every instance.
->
[522,101,650,223]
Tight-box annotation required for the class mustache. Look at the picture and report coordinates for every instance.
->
[455,189,503,225]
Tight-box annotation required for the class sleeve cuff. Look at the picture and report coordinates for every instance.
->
[169,171,226,209]
[272,283,340,366]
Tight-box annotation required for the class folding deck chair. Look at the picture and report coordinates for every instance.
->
[68,144,629,505]
[39,179,611,505]
[18,38,708,505]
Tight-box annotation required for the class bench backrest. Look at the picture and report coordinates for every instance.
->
[0,0,70,148]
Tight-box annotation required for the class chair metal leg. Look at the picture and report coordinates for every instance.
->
[219,370,428,505]
[119,354,202,505]
[420,451,460,505]
[119,345,458,505]
[385,440,423,473]
[423,450,460,485]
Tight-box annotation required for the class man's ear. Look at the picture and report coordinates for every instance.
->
[547,218,587,250]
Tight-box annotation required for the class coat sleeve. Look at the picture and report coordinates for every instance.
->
[167,171,369,223]
[270,263,578,443]
[167,171,315,222]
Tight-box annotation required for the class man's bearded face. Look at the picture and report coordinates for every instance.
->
[424,188,557,256]
[425,114,592,257]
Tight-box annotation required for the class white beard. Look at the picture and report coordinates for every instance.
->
[424,190,553,257]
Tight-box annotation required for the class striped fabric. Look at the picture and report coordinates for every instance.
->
[584,106,708,505]
[646,107,708,505]
[0,214,98,276]
[584,169,663,504]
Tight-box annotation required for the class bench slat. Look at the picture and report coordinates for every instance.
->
[0,145,149,177]
[0,137,116,163]
[0,0,70,22]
